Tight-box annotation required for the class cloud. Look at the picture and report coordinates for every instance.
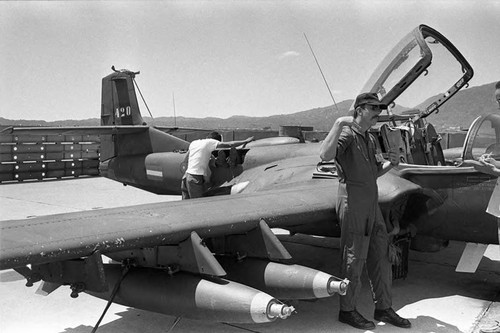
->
[278,51,300,60]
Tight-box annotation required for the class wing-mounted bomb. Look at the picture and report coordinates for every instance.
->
[207,220,349,299]
[219,257,349,299]
[89,265,294,323]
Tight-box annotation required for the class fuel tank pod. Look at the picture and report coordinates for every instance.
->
[87,264,294,324]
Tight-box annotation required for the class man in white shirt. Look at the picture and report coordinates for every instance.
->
[181,131,253,199]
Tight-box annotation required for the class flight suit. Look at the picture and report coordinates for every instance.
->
[335,126,392,312]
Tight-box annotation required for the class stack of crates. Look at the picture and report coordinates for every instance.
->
[0,132,100,183]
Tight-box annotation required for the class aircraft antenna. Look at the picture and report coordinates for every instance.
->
[132,78,154,119]
[172,92,177,126]
[304,33,339,112]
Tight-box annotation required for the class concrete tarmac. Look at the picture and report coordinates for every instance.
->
[1,177,499,333]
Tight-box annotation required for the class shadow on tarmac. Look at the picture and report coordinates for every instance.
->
[57,303,463,333]
[0,270,25,282]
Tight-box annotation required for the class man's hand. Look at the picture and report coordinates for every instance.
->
[479,153,494,165]
[241,136,254,148]
[388,149,400,166]
[336,116,361,131]
[475,156,496,173]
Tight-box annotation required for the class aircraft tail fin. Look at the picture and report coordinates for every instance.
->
[99,67,189,162]
[101,66,145,126]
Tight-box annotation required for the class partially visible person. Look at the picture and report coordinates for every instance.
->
[181,132,253,199]
[473,81,500,175]
[320,92,411,330]
[469,81,500,251]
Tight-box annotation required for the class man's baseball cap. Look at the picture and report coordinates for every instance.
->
[354,92,387,110]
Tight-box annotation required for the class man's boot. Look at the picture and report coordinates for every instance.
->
[339,309,376,330]
[374,308,411,328]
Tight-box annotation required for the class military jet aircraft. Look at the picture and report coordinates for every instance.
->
[1,24,498,327]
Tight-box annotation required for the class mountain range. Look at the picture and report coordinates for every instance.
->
[1,82,498,132]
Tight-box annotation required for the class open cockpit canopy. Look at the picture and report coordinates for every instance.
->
[353,24,473,121]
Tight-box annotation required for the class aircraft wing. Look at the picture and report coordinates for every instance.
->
[0,125,150,136]
[0,183,335,270]
[1,125,213,137]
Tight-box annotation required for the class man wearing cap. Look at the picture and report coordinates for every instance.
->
[320,92,411,330]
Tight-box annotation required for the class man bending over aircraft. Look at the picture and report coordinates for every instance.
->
[181,131,253,199]
[320,92,411,330]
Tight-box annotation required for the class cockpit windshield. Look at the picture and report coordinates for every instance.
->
[355,25,473,118]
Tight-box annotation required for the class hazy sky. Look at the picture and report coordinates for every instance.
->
[1,0,499,121]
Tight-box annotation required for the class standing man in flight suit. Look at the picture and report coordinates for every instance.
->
[320,92,411,330]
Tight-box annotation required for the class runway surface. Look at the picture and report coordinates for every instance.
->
[1,177,499,333]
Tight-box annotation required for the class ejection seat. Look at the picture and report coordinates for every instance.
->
[379,122,445,166]
[379,124,412,164]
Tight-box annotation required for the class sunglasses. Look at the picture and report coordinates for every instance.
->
[363,105,382,112]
